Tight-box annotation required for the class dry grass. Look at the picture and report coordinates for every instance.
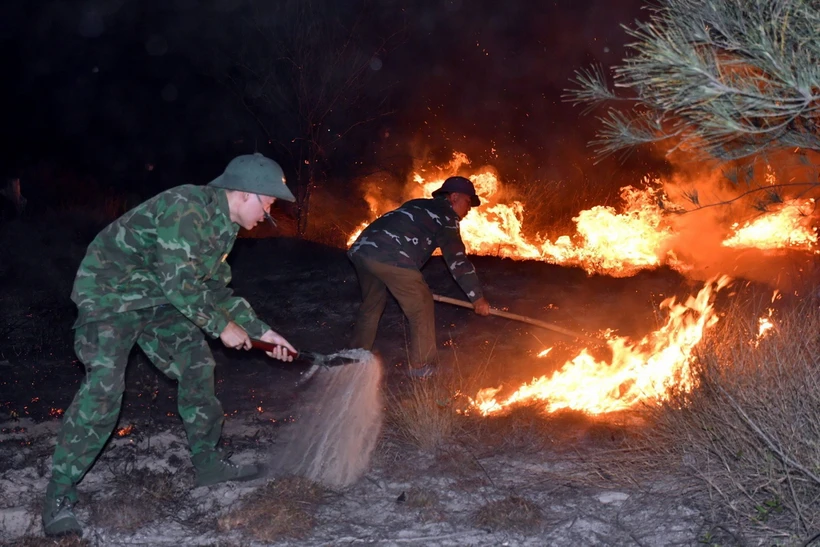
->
[384,346,503,453]
[472,494,544,533]
[385,349,639,459]
[634,292,820,543]
[510,170,622,239]
[461,404,576,455]
[217,476,325,542]
[382,283,820,545]
[386,376,461,452]
[403,486,440,509]
[90,467,180,533]
[383,291,820,544]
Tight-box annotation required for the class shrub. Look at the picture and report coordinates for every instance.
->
[646,292,820,543]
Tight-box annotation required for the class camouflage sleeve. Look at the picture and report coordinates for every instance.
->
[154,207,263,339]
[436,220,484,302]
[154,222,230,337]
[205,259,271,339]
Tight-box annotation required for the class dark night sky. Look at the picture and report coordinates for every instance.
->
[1,0,660,204]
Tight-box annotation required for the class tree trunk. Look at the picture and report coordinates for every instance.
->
[296,172,314,238]
[0,178,26,216]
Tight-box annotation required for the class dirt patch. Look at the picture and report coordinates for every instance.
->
[473,494,545,533]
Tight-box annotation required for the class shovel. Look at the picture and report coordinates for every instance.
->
[250,339,361,386]
[432,294,604,346]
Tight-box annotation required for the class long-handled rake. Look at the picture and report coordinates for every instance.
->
[432,294,603,346]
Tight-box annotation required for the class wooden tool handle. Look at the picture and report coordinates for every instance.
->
[432,294,601,345]
[250,339,298,358]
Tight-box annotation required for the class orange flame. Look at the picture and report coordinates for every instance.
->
[349,154,683,275]
[722,199,817,251]
[348,153,818,277]
[470,276,731,415]
[345,154,818,417]
[753,293,779,347]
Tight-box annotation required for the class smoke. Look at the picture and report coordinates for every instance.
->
[660,151,820,290]
[269,350,383,488]
[359,171,404,215]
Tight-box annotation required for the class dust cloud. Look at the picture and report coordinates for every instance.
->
[269,350,384,488]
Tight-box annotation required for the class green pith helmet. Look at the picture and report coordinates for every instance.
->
[208,153,296,202]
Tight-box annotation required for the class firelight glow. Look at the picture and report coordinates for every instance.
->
[346,153,814,415]
[348,152,818,273]
[469,276,731,415]
[722,199,818,251]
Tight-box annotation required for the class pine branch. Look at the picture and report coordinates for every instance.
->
[564,0,820,162]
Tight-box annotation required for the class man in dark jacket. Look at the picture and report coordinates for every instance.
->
[348,176,490,376]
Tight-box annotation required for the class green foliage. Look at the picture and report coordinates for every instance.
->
[565,0,820,162]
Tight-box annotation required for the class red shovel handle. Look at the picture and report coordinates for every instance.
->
[250,339,299,358]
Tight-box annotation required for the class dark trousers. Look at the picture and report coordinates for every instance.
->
[350,255,437,366]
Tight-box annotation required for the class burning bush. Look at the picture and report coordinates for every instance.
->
[644,292,820,542]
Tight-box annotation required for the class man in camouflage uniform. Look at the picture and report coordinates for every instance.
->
[348,176,490,376]
[43,153,297,538]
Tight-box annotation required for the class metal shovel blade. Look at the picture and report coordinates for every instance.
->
[298,350,360,368]
[250,340,363,386]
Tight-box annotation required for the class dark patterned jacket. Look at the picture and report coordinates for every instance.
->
[348,197,483,302]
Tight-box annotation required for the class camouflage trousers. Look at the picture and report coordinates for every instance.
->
[48,305,222,501]
[350,255,437,366]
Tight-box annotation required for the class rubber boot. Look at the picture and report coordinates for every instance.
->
[193,451,261,487]
[42,484,82,538]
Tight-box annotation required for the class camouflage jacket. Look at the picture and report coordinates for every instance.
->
[349,197,483,302]
[71,185,270,339]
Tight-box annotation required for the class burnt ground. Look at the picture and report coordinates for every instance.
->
[0,215,787,545]
[0,217,695,426]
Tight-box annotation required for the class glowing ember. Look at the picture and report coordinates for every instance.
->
[753,293,779,346]
[722,199,817,251]
[757,312,774,339]
[469,276,731,415]
[536,348,552,358]
[116,424,134,437]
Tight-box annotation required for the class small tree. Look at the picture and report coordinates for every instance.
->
[214,0,403,236]
[565,0,819,185]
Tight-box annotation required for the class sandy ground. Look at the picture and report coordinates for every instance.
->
[0,219,762,545]
[0,414,706,546]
